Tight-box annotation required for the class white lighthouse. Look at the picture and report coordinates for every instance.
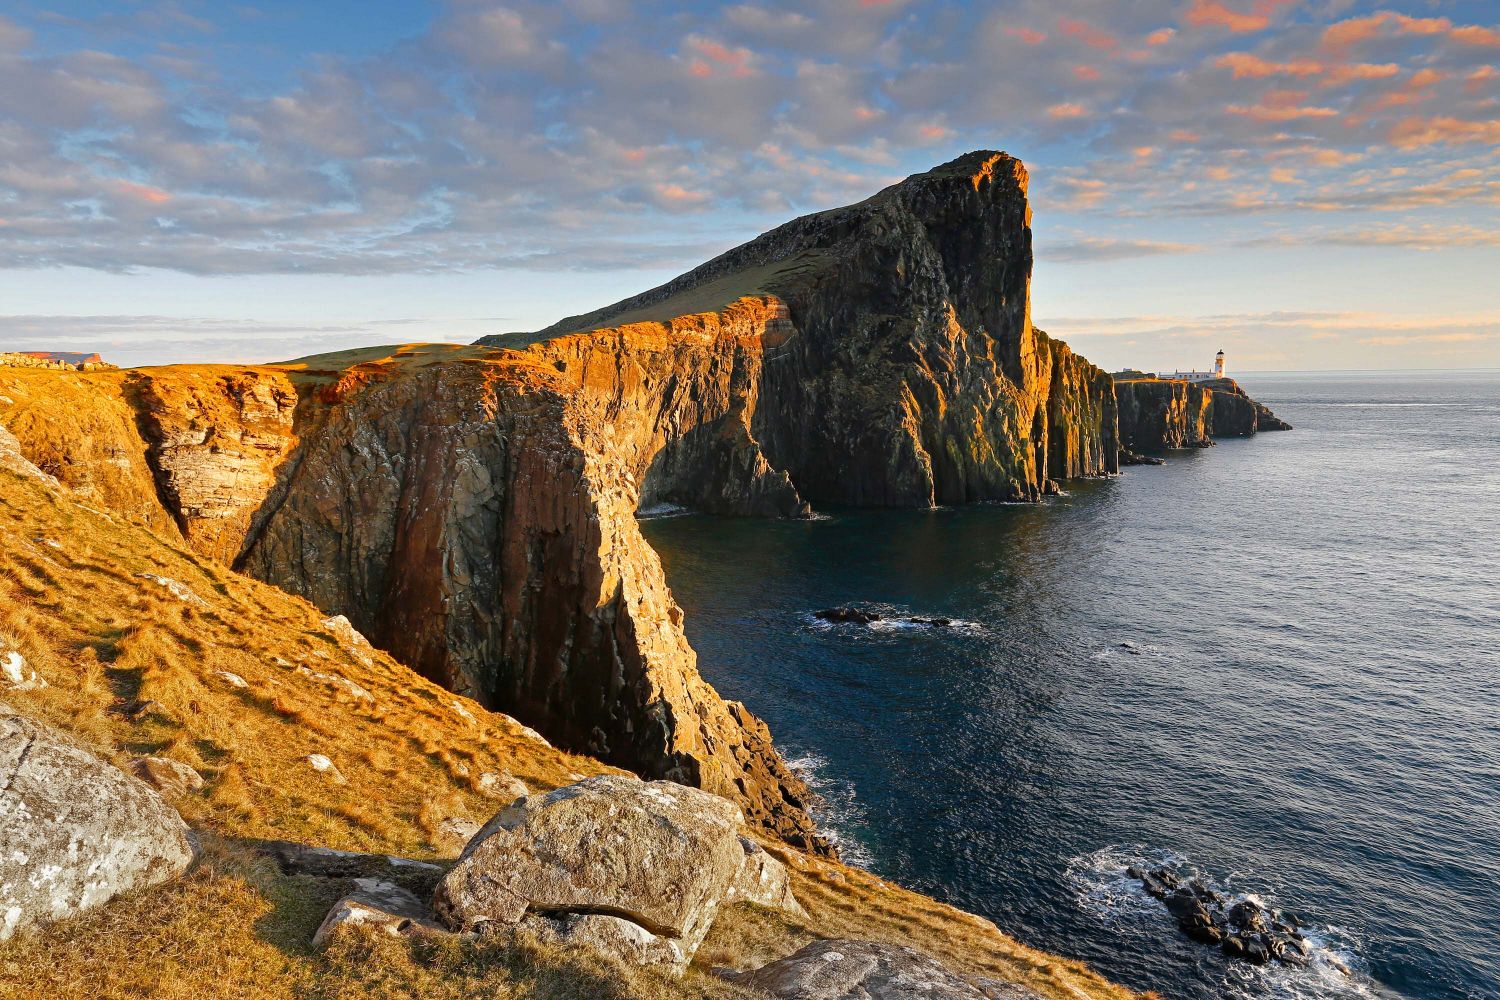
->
[1164,350,1228,383]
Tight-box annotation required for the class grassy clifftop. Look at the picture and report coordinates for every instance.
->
[0,460,1139,1000]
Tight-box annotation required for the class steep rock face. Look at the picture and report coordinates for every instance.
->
[1116,376,1290,451]
[126,369,300,564]
[1115,379,1215,452]
[499,151,1119,505]
[0,153,1127,856]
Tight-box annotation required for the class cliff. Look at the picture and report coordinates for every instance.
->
[1115,376,1289,452]
[494,151,1120,503]
[0,152,1125,858]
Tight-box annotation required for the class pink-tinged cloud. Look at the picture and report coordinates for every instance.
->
[1047,102,1090,119]
[1269,167,1299,184]
[114,180,172,204]
[1184,1,1270,34]
[1369,68,1447,110]
[854,105,883,122]
[620,147,650,164]
[1451,25,1500,47]
[1388,115,1500,148]
[919,124,952,141]
[1227,89,1339,121]
[1323,62,1400,86]
[1466,66,1498,93]
[1146,28,1176,45]
[1074,65,1101,81]
[686,37,755,78]
[1169,128,1202,142]
[1057,17,1118,50]
[1004,27,1048,45]
[1322,13,1452,51]
[1215,52,1322,78]
[655,182,709,204]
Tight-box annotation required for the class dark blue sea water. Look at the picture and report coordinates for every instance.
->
[641,372,1500,1000]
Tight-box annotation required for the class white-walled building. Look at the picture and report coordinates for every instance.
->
[1165,350,1226,383]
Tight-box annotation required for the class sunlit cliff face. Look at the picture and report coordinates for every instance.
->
[1,1,1497,370]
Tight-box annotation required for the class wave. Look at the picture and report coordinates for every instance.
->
[1066,846,1376,1000]
[784,751,875,869]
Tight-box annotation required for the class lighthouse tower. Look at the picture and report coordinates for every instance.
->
[1213,350,1226,379]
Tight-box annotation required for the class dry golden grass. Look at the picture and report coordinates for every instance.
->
[0,465,1140,1000]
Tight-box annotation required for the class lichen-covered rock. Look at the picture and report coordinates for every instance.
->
[433,776,750,962]
[0,703,197,940]
[731,837,807,918]
[130,757,204,800]
[521,912,686,970]
[432,815,481,856]
[732,939,991,999]
[311,877,443,949]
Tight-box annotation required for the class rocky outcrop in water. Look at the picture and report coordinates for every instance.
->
[1115,376,1289,452]
[1128,865,1320,971]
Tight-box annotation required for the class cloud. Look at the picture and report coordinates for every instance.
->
[1183,1,1271,34]
[1044,236,1199,262]
[1387,115,1500,149]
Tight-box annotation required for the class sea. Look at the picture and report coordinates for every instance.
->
[640,371,1500,1000]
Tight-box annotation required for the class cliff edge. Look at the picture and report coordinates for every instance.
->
[0,153,1124,855]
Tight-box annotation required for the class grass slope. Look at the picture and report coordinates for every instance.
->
[0,463,1140,1000]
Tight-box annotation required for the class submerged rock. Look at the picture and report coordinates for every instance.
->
[815,607,883,625]
[1,702,197,941]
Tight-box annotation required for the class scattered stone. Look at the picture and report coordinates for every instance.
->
[306,754,346,784]
[433,775,761,967]
[1,702,197,941]
[521,912,685,969]
[730,939,990,999]
[476,770,529,802]
[136,573,208,607]
[130,757,205,800]
[451,700,477,724]
[433,815,481,856]
[252,840,442,879]
[312,877,444,949]
[320,615,374,666]
[296,665,373,702]
[0,645,45,692]
[268,655,294,668]
[214,670,249,689]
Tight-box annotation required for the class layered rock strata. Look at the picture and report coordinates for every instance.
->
[0,152,1129,854]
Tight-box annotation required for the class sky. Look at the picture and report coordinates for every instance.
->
[0,1,1497,371]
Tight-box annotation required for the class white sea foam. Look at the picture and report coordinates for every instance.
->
[801,605,984,636]
[1066,846,1376,1000]
[636,502,692,519]
[785,751,875,869]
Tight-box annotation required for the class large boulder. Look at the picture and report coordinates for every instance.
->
[732,939,993,999]
[0,703,197,940]
[433,775,772,965]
